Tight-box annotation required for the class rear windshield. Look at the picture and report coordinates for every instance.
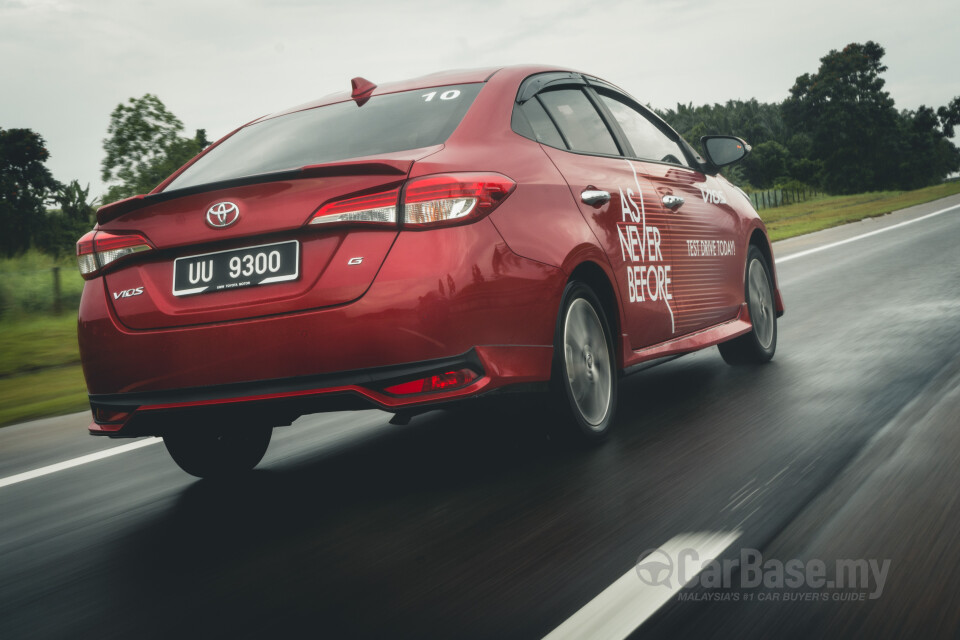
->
[164,83,483,192]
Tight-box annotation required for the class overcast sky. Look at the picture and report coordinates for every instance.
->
[1,0,957,199]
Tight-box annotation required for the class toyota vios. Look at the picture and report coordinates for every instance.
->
[77,66,784,477]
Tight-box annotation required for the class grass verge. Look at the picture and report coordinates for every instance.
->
[0,314,79,377]
[2,182,960,427]
[0,249,84,318]
[0,365,88,427]
[760,181,960,241]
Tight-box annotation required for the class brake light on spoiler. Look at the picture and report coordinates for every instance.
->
[76,230,154,279]
[307,173,516,229]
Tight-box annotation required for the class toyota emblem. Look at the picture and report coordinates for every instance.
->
[206,202,240,228]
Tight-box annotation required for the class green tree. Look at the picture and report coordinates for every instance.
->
[658,99,791,187]
[892,105,960,191]
[0,128,60,257]
[101,94,209,203]
[35,181,97,258]
[936,97,960,137]
[784,42,905,193]
[663,42,959,193]
[659,99,788,151]
[743,141,790,189]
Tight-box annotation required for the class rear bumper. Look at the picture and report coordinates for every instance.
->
[87,345,553,437]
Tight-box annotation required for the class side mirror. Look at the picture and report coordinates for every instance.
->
[701,136,751,167]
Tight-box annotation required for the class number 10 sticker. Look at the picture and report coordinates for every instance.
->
[422,90,461,102]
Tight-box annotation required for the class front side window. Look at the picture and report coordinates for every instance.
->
[165,83,483,192]
[538,89,620,156]
[599,93,691,167]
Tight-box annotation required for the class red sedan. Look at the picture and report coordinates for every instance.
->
[76,66,784,477]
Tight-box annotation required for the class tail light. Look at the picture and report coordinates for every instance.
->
[76,230,154,279]
[307,173,515,229]
[308,188,399,226]
[384,369,479,395]
[403,173,515,227]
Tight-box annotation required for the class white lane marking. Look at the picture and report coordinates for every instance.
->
[777,203,960,263]
[0,438,161,490]
[543,531,740,640]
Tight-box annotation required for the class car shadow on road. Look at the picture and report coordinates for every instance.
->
[103,355,758,638]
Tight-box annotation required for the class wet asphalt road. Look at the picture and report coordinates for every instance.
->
[1,195,959,639]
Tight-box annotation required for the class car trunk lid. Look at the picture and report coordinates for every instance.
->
[100,159,414,330]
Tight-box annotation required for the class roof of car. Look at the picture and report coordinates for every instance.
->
[251,64,573,124]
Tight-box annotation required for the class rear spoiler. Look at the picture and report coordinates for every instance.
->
[96,159,413,225]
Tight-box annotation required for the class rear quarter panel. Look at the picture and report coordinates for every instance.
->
[411,68,622,331]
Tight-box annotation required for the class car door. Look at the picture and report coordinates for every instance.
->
[513,81,679,349]
[590,86,743,335]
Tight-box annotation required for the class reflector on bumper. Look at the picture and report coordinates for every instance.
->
[383,369,479,395]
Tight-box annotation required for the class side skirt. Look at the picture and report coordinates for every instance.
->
[621,303,753,374]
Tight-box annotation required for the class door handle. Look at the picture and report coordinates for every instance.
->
[581,189,611,206]
[662,195,685,209]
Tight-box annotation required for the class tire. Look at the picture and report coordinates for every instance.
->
[718,245,777,365]
[550,281,618,443]
[163,426,272,479]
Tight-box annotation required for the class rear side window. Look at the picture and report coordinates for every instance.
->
[514,99,567,148]
[164,83,483,191]
[538,89,619,156]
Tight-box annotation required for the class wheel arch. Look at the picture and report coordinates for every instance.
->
[567,260,623,368]
[748,228,774,273]
[747,226,785,317]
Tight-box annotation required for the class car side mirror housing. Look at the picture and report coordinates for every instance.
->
[701,136,751,168]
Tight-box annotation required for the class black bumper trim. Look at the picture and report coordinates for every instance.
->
[89,349,483,413]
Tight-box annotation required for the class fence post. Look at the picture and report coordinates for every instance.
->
[52,266,62,315]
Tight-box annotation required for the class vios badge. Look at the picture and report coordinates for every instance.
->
[206,202,240,228]
[113,287,144,300]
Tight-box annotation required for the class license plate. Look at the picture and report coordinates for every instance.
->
[172,240,299,297]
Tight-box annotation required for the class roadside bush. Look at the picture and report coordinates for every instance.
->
[0,250,83,319]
